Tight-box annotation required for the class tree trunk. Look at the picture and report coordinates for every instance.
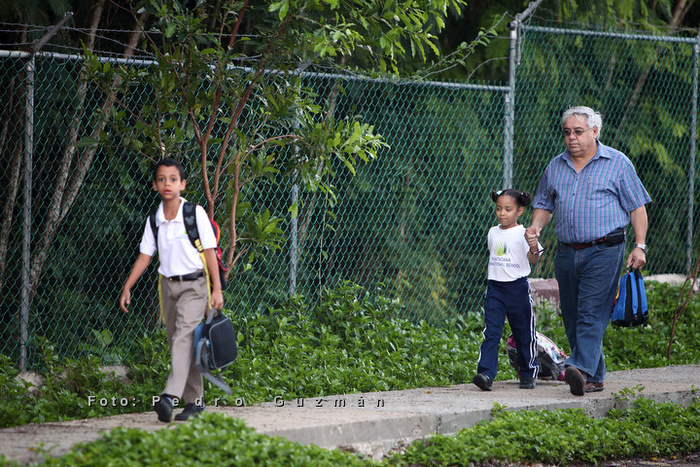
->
[27,1,146,301]
[612,0,695,145]
[0,29,26,298]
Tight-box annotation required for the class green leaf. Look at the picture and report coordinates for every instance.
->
[288,201,299,219]
[75,137,100,148]
[279,1,290,20]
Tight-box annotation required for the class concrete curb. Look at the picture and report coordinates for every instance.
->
[1,364,698,464]
[231,366,699,459]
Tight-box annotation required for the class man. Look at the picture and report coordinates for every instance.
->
[525,106,650,396]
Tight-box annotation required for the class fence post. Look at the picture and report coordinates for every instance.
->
[687,29,700,274]
[288,61,311,297]
[19,12,73,371]
[19,56,35,371]
[289,182,299,296]
[503,23,516,189]
[503,0,542,189]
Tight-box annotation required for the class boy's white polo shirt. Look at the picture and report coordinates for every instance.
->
[140,197,217,278]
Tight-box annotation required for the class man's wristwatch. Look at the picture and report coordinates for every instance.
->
[635,244,648,253]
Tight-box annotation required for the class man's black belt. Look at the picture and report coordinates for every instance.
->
[560,228,625,250]
[166,271,204,281]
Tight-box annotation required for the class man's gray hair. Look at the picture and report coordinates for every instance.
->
[561,106,602,139]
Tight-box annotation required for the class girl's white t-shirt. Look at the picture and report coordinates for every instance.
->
[487,224,540,282]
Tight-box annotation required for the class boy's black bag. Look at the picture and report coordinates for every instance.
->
[194,309,237,394]
[611,269,649,327]
[150,202,228,290]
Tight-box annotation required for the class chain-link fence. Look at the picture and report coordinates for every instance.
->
[2,21,700,368]
[514,24,700,278]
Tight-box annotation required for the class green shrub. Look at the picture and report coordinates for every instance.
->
[604,281,700,369]
[37,412,378,467]
[219,281,486,404]
[387,397,700,466]
[30,396,700,467]
[0,355,35,428]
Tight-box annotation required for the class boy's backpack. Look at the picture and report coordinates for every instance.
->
[194,309,238,394]
[611,269,649,327]
[506,332,568,381]
[149,201,228,291]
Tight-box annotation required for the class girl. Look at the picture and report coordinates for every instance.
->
[473,189,542,391]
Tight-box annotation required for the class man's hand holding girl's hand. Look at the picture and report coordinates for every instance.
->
[524,227,541,250]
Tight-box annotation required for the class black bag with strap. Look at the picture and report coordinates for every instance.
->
[194,309,238,394]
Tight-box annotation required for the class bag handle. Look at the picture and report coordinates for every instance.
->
[205,308,218,322]
[629,270,638,313]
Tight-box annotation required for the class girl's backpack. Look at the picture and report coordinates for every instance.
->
[506,332,568,381]
[611,269,649,327]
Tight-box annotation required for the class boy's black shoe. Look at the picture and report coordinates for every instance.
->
[154,395,174,423]
[519,377,536,389]
[175,403,205,421]
[472,373,492,391]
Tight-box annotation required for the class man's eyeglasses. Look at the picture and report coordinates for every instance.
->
[562,127,592,137]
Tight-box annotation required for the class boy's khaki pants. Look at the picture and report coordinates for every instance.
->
[159,276,207,404]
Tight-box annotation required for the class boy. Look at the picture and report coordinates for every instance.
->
[119,158,224,422]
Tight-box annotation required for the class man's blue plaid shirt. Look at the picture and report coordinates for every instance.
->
[532,141,651,244]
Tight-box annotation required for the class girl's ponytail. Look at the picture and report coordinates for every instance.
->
[518,191,532,207]
[492,189,532,207]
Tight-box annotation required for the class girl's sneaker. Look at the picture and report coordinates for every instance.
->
[519,377,536,389]
[472,373,492,391]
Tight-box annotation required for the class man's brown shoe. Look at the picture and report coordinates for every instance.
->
[585,382,605,393]
[564,366,586,396]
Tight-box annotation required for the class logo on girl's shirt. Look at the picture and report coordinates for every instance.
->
[495,242,507,256]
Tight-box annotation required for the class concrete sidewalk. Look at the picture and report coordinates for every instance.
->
[1,364,698,464]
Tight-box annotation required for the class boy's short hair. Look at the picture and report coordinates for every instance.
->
[153,158,186,181]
